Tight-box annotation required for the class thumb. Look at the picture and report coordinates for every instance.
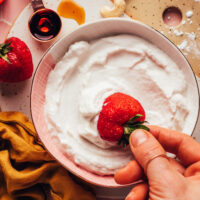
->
[129,129,174,179]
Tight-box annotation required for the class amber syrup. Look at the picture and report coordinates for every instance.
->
[29,9,61,41]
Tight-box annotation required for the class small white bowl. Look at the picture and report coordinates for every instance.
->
[31,18,199,188]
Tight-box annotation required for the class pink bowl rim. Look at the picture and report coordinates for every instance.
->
[30,18,200,188]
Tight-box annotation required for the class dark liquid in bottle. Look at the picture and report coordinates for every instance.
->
[29,9,61,41]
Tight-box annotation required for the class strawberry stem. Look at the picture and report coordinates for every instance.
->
[0,42,12,64]
[118,114,149,147]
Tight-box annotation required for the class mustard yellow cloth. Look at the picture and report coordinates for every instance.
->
[0,112,95,200]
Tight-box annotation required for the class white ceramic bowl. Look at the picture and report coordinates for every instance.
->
[31,18,199,187]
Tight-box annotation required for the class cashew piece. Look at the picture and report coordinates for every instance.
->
[100,0,126,18]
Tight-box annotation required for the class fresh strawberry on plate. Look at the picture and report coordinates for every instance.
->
[0,37,33,82]
[97,92,149,147]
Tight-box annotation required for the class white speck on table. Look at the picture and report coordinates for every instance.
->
[182,20,186,25]
[186,10,193,18]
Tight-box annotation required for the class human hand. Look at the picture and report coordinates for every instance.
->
[114,126,200,200]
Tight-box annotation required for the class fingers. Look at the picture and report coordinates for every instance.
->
[168,157,185,175]
[125,183,148,200]
[115,157,184,186]
[115,157,185,187]
[114,160,143,184]
[184,161,200,177]
[129,129,176,180]
[129,129,167,171]
[148,125,200,166]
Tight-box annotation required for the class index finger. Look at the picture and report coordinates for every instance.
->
[148,125,200,166]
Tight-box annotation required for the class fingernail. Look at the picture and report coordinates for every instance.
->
[131,130,148,147]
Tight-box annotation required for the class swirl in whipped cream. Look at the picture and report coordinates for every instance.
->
[45,34,191,175]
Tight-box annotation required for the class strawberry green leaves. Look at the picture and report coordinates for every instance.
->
[0,42,12,63]
[118,114,149,147]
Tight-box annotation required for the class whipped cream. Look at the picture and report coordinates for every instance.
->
[45,34,192,175]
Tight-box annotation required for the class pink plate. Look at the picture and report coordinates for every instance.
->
[31,18,199,187]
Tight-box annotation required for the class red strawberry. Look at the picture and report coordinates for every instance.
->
[97,92,149,146]
[0,37,33,82]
